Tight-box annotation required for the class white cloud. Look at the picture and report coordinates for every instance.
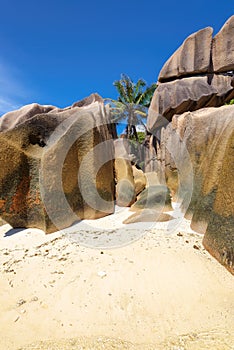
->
[0,60,30,116]
[0,97,20,115]
[136,124,145,132]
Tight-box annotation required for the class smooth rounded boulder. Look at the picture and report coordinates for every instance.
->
[114,139,136,207]
[130,185,172,212]
[132,165,146,195]
[0,94,115,233]
[123,209,173,224]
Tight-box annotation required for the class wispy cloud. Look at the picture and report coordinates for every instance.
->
[0,60,30,116]
[0,97,20,115]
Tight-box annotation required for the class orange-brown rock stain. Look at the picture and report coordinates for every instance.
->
[10,176,30,213]
[0,199,6,211]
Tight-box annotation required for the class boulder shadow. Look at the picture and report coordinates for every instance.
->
[4,228,26,237]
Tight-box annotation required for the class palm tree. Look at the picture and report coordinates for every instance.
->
[108,74,157,141]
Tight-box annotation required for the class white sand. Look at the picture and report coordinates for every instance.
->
[0,206,233,350]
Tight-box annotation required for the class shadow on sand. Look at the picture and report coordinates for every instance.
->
[4,227,26,237]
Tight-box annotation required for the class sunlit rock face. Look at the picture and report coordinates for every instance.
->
[212,15,234,73]
[163,106,234,274]
[148,16,234,131]
[150,106,234,274]
[0,94,115,233]
[147,16,234,274]
[158,27,213,82]
[114,139,136,207]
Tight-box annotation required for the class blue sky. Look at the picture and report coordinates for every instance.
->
[0,1,232,115]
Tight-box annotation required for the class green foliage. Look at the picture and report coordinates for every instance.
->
[106,74,157,141]
[225,98,234,105]
[136,131,146,144]
[127,132,146,168]
[105,74,156,165]
[113,74,157,108]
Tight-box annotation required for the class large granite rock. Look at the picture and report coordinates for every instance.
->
[0,103,56,130]
[212,15,234,73]
[153,106,234,274]
[148,75,234,130]
[0,94,115,233]
[202,129,234,275]
[143,134,158,172]
[114,139,136,207]
[0,218,6,226]
[130,185,172,212]
[132,165,146,195]
[159,27,213,82]
[148,16,234,132]
[123,210,173,224]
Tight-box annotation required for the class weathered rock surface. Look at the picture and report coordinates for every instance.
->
[0,94,115,233]
[148,75,234,131]
[143,134,159,172]
[0,103,56,130]
[0,218,6,226]
[202,128,234,275]
[159,27,213,82]
[154,106,234,274]
[114,139,136,207]
[148,16,234,132]
[132,165,146,195]
[130,185,172,212]
[212,15,234,73]
[144,172,162,187]
[123,209,173,224]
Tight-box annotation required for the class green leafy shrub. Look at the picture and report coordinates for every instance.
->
[225,99,234,105]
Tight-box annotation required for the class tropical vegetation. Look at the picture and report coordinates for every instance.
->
[107,74,157,141]
[225,98,234,105]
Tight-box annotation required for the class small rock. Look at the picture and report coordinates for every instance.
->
[177,232,183,237]
[16,299,26,307]
[51,270,64,274]
[14,316,20,322]
[31,296,38,302]
[97,271,107,278]
[58,257,67,261]
[5,268,14,273]
[9,280,13,288]
[193,244,200,250]
[49,280,56,284]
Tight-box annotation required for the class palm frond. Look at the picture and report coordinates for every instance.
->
[112,74,157,140]
[133,79,146,101]
[138,83,157,107]
[120,74,134,103]
[113,80,128,103]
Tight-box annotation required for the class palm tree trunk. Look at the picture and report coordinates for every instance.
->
[132,124,142,163]
[132,125,139,142]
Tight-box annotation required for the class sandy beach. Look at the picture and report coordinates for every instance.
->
[0,206,233,350]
